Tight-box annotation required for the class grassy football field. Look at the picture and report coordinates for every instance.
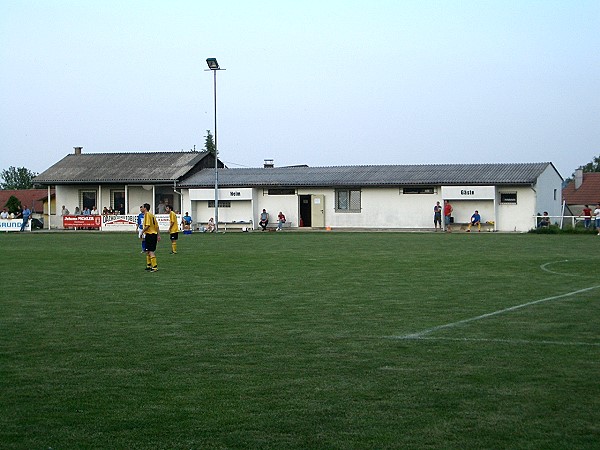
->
[1,230,598,449]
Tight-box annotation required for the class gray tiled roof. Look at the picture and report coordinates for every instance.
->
[34,151,210,184]
[179,162,558,188]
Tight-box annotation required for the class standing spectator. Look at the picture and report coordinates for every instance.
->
[443,200,453,232]
[582,205,592,229]
[277,211,286,231]
[259,209,269,231]
[141,203,160,272]
[594,203,600,235]
[60,205,70,229]
[19,204,31,232]
[165,205,178,254]
[433,201,442,231]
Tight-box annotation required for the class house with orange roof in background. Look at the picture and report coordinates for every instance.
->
[562,168,600,215]
[0,189,55,222]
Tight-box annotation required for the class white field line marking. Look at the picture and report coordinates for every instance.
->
[410,336,600,347]
[540,259,582,277]
[393,285,600,340]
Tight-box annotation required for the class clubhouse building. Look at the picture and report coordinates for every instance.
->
[34,148,563,232]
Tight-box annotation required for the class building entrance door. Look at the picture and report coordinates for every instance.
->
[311,194,325,228]
[299,195,311,227]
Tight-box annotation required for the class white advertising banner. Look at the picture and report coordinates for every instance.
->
[0,218,31,232]
[101,215,139,232]
[441,186,496,200]
[100,214,182,232]
[189,188,253,201]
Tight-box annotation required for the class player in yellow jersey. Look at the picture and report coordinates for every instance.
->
[165,204,179,254]
[141,203,160,272]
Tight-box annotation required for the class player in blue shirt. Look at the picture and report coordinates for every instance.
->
[137,205,146,252]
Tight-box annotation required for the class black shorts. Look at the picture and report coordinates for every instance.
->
[145,233,158,251]
[170,232,178,241]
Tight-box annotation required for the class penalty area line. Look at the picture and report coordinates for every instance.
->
[392,285,600,340]
[410,336,600,347]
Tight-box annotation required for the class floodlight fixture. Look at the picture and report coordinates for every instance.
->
[206,58,219,70]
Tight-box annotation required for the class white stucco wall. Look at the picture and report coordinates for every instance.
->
[494,186,536,232]
[534,164,563,218]
[50,163,562,232]
[55,185,81,218]
[194,185,548,231]
[254,189,298,228]
[54,184,158,227]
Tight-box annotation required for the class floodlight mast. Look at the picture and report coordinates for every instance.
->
[205,58,224,231]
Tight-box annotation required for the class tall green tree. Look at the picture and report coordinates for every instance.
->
[566,155,600,182]
[578,155,600,173]
[204,130,216,157]
[4,195,21,214]
[0,166,38,190]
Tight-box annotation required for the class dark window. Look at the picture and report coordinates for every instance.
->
[335,189,361,212]
[403,187,435,194]
[111,190,125,213]
[208,201,231,208]
[500,192,517,204]
[79,190,97,210]
[267,188,296,195]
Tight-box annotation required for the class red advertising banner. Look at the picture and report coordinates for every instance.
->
[63,215,102,229]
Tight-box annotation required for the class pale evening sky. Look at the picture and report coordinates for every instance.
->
[1,0,598,180]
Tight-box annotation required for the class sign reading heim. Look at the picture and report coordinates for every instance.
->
[63,215,181,232]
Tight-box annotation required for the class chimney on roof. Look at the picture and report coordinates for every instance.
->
[264,159,274,169]
[575,167,583,190]
[74,146,83,155]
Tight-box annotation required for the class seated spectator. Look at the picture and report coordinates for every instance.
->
[259,209,269,231]
[206,217,215,233]
[277,211,286,231]
[0,208,8,219]
[181,212,192,230]
[538,212,550,228]
[74,206,81,215]
[467,210,481,232]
